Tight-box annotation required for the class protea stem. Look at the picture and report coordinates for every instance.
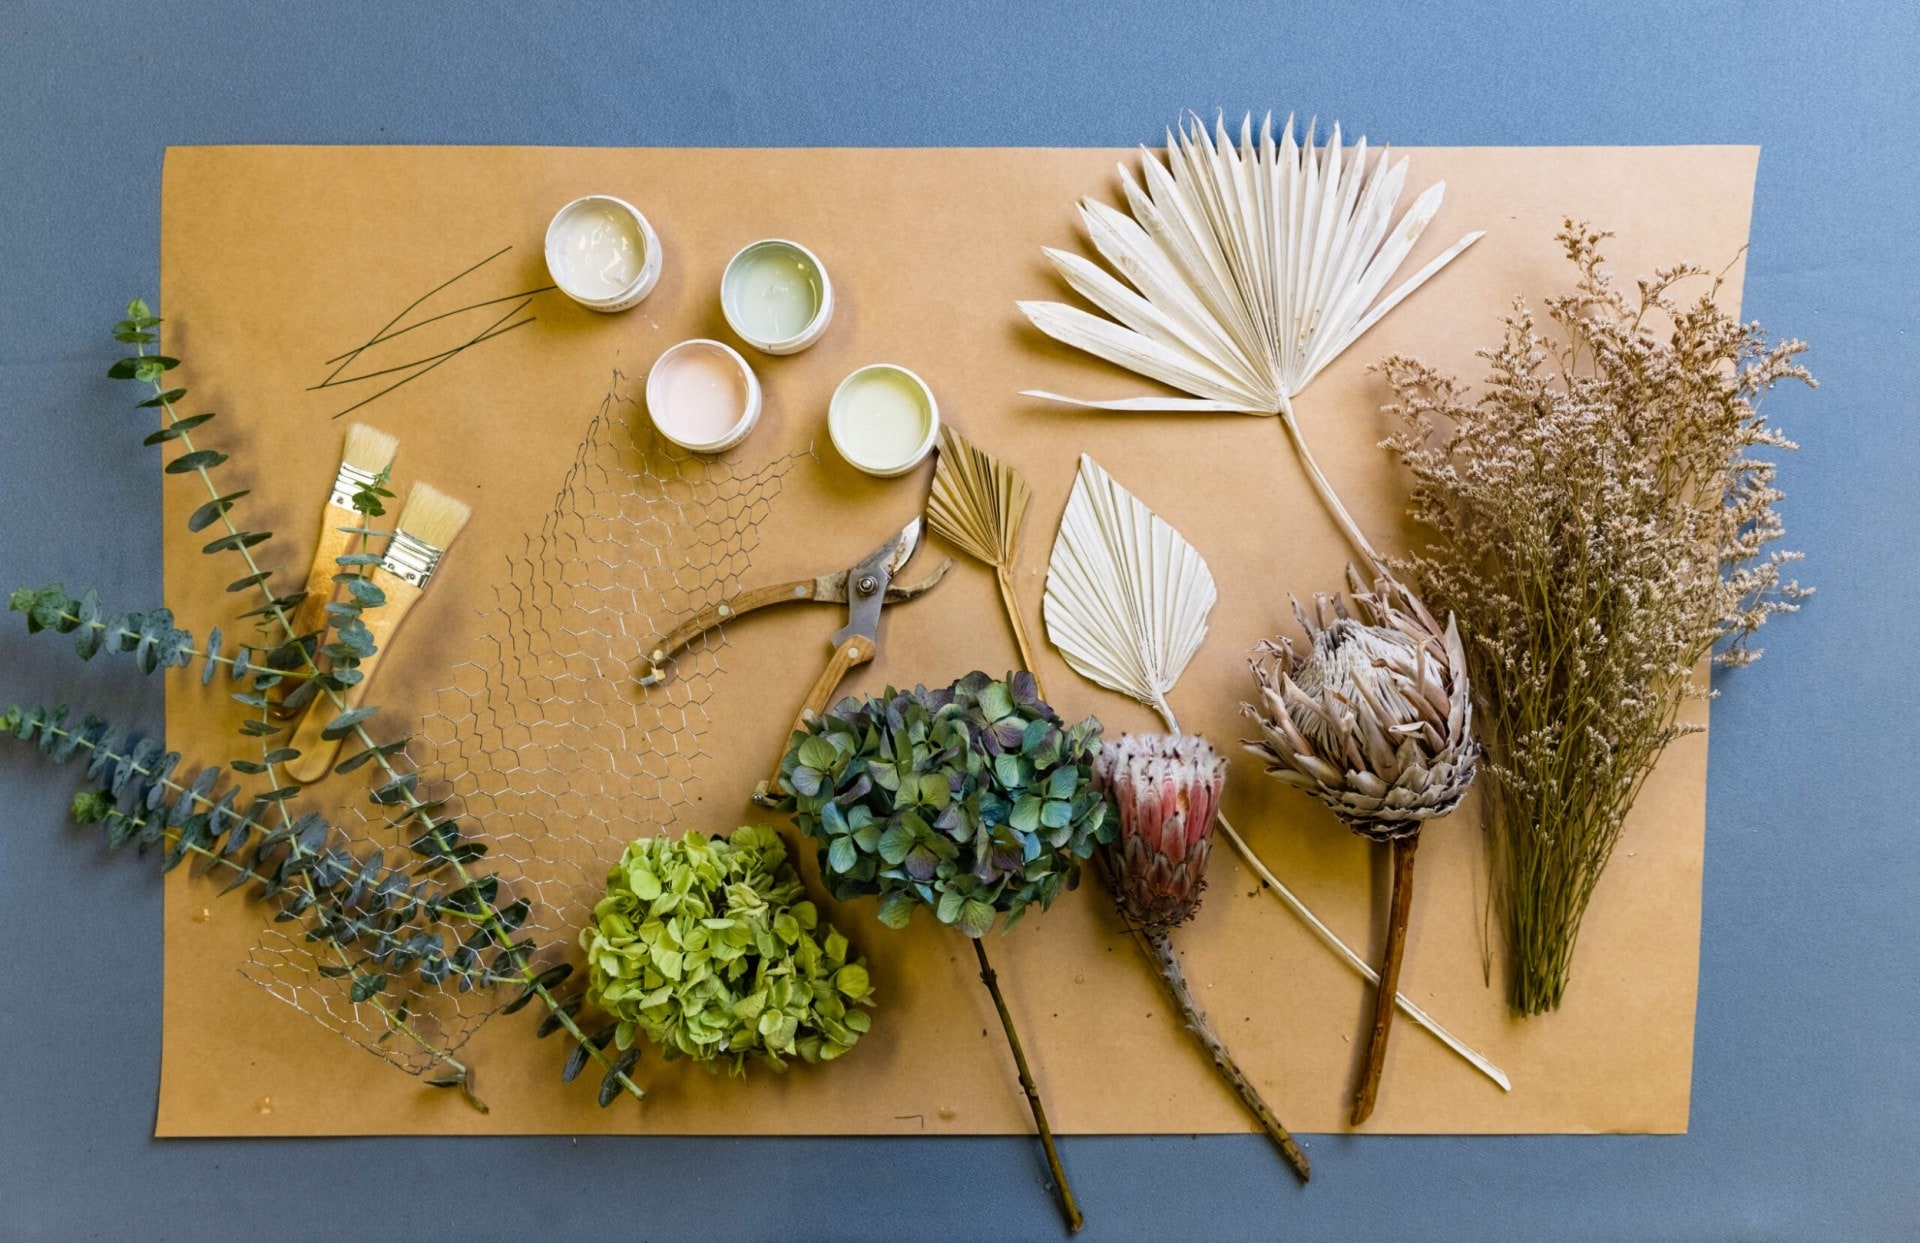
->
[1275,395,1386,577]
[1142,928,1311,1182]
[1352,834,1420,1125]
[971,936,1083,1233]
[1154,706,1507,1092]
[995,563,1043,691]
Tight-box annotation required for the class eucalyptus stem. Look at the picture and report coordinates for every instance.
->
[36,719,503,1083]
[48,608,317,680]
[251,705,486,1111]
[134,341,642,1104]
[36,718,505,941]
[971,936,1082,1234]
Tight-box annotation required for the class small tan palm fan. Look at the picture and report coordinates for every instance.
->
[925,426,1042,688]
[285,482,471,785]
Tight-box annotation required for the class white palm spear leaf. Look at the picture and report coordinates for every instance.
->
[1044,453,1216,726]
[1021,113,1483,568]
[1043,455,1507,1091]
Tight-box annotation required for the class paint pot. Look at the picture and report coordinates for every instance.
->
[646,339,762,453]
[828,364,939,477]
[544,195,662,312]
[720,239,833,354]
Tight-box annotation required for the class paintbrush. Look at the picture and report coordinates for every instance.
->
[284,481,471,785]
[285,422,400,652]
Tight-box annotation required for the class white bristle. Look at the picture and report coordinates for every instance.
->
[395,481,473,552]
[341,422,400,474]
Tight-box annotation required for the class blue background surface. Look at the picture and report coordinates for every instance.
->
[1,3,1912,1240]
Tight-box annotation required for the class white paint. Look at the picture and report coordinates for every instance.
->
[829,364,939,477]
[544,195,661,311]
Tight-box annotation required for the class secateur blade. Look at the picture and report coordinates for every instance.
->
[825,516,940,648]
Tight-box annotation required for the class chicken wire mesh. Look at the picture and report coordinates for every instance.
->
[236,373,808,1072]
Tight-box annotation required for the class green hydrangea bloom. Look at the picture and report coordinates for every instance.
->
[773,670,1111,937]
[580,825,874,1073]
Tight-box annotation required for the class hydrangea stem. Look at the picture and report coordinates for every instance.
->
[1141,928,1310,1182]
[1352,834,1419,1125]
[971,936,1083,1233]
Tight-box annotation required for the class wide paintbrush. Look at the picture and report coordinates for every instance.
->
[284,481,471,785]
[285,422,399,650]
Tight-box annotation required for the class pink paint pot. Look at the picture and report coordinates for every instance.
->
[644,339,763,454]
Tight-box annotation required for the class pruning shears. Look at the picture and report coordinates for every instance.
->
[635,516,952,804]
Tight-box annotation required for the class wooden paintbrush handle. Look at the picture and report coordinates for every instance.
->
[751,633,874,805]
[270,503,361,714]
[284,567,424,785]
[288,503,360,645]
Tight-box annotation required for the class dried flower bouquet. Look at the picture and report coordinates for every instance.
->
[1384,222,1811,1015]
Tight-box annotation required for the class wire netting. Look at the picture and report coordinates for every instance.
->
[238,374,807,1071]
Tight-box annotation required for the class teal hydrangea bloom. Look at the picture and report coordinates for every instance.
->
[773,671,1111,937]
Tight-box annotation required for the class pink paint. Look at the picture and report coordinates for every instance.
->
[645,339,761,452]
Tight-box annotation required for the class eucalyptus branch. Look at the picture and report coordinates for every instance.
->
[10,586,319,686]
[249,700,486,1110]
[3,708,507,1101]
[116,303,641,1105]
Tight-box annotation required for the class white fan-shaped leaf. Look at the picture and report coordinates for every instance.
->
[1042,454,1217,722]
[1022,113,1481,413]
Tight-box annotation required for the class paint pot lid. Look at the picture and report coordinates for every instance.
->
[720,238,833,353]
[828,363,940,477]
[544,194,661,310]
[646,338,763,454]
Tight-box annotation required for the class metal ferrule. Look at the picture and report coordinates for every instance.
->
[381,528,443,588]
[328,460,379,511]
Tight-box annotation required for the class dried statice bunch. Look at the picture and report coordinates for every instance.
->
[1383,221,1812,1017]
[1244,570,1477,1124]
[1097,733,1310,1182]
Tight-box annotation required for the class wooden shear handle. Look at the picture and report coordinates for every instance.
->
[752,633,874,805]
[640,579,818,685]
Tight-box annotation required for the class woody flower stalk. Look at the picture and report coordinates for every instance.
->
[1244,571,1477,1125]
[1098,733,1311,1182]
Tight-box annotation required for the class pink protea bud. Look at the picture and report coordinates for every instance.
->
[1095,733,1224,930]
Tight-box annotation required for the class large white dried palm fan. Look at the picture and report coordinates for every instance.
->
[1020,113,1482,568]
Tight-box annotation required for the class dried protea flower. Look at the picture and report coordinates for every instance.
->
[1093,731,1310,1183]
[1096,733,1222,930]
[1242,570,1478,1126]
[1244,570,1476,840]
